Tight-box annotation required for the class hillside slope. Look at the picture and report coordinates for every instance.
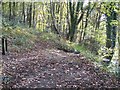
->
[2,37,120,88]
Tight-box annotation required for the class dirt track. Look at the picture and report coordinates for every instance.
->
[2,40,120,88]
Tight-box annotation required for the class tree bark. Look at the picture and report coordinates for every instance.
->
[29,3,32,27]
[9,2,12,21]
[2,37,5,55]
[13,2,15,21]
[105,3,117,61]
[22,2,25,23]
[106,15,112,48]
[68,2,84,42]
[50,2,59,34]
[33,2,35,27]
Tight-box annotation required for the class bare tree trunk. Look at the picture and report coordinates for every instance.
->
[79,18,83,43]
[68,2,84,42]
[13,2,15,21]
[9,2,12,21]
[117,9,120,76]
[82,2,96,41]
[29,3,32,27]
[27,5,29,25]
[22,2,25,23]
[50,2,59,34]
[33,2,35,27]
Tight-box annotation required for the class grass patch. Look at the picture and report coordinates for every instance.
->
[40,32,101,64]
[40,32,59,42]
[2,25,39,51]
[72,43,100,62]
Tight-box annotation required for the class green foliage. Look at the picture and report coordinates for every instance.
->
[40,32,59,42]
[116,66,120,78]
[52,36,100,63]
[98,46,113,58]
[57,39,75,52]
[72,43,100,62]
[2,24,37,50]
[110,20,119,26]
[100,60,120,78]
[81,38,100,54]
[95,22,106,46]
[101,2,117,16]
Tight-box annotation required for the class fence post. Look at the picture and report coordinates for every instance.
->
[5,38,7,52]
[2,37,5,55]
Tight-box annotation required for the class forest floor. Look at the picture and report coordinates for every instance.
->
[2,38,120,88]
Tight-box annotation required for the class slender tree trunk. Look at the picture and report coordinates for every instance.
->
[95,13,101,30]
[9,2,12,21]
[106,11,117,49]
[111,11,117,49]
[95,4,102,30]
[106,15,112,48]
[2,3,5,16]
[22,2,25,23]
[105,3,117,61]
[13,2,15,21]
[118,23,120,66]
[29,3,32,27]
[118,3,120,67]
[60,3,63,35]
[33,2,35,27]
[50,2,59,34]
[2,37,5,55]
[68,2,84,42]
[27,6,29,24]
[82,2,96,41]
[66,2,70,40]
[79,18,83,43]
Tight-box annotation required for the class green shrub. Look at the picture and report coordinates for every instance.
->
[2,25,37,50]
[98,46,114,59]
[80,38,100,54]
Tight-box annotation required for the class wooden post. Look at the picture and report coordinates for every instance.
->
[2,37,5,55]
[5,38,7,52]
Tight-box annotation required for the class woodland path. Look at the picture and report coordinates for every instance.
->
[2,40,120,88]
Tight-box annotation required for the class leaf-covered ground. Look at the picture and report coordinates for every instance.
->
[2,39,120,88]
